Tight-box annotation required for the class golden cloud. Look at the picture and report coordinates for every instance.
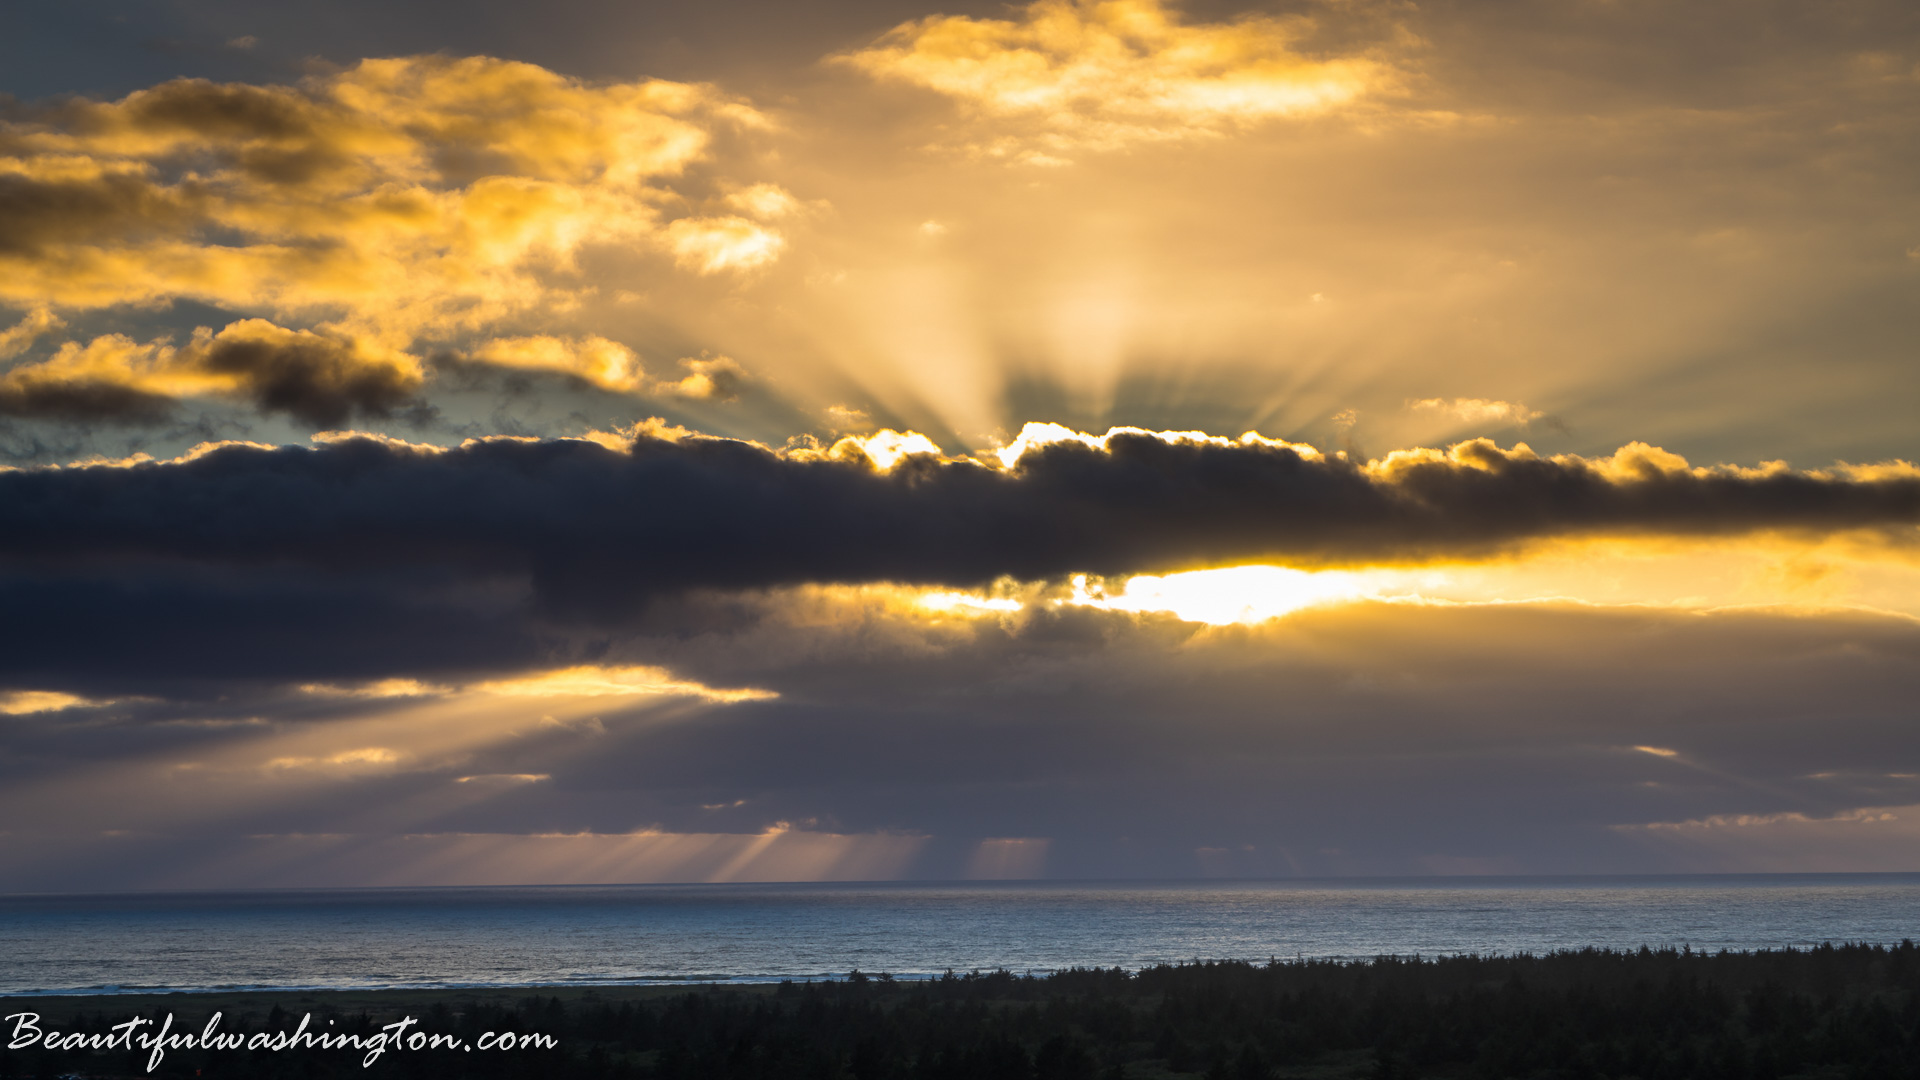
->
[839,0,1395,157]
[0,56,786,421]
[265,746,405,773]
[450,339,750,400]
[1363,436,1789,486]
[0,308,63,360]
[470,664,776,703]
[664,215,785,273]
[0,690,106,715]
[660,355,749,401]
[0,319,420,425]
[462,334,645,393]
[1408,397,1547,429]
[300,665,776,704]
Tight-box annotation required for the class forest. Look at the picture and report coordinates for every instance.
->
[5,943,1919,1079]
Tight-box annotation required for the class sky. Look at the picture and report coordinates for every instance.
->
[1,0,1918,891]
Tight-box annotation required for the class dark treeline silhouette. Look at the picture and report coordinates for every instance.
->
[6,943,1920,1079]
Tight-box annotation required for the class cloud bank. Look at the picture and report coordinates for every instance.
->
[5,588,1919,888]
[1,425,1915,619]
[0,55,790,425]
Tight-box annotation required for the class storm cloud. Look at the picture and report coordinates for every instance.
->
[1,427,1916,619]
[4,592,1919,890]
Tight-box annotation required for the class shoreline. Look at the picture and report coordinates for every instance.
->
[6,948,1918,1078]
[5,940,1910,1006]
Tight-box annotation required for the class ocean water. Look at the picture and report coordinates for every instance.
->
[1,875,1916,995]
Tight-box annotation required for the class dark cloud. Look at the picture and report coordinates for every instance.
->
[0,376,174,422]
[198,328,423,427]
[590,599,1920,876]
[0,565,544,695]
[0,171,199,256]
[0,431,1915,618]
[39,75,354,187]
[117,77,316,140]
[0,322,426,427]
[5,597,1919,888]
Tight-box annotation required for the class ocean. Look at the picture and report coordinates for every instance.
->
[2,875,1915,995]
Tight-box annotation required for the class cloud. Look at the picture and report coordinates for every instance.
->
[299,678,443,699]
[660,356,748,401]
[664,215,785,273]
[445,340,747,401]
[1409,397,1547,430]
[265,746,404,773]
[0,56,757,317]
[8,588,1918,887]
[459,334,645,393]
[0,0,1917,891]
[1621,803,1920,873]
[0,319,421,426]
[724,183,800,220]
[0,368,175,423]
[824,404,872,432]
[0,308,63,360]
[0,55,785,422]
[469,664,775,702]
[196,320,421,426]
[1635,806,1900,832]
[0,425,1916,623]
[0,563,545,693]
[839,0,1396,156]
[0,690,104,715]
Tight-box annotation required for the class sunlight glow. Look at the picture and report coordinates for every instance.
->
[299,679,444,699]
[900,529,1920,628]
[471,665,777,703]
[0,690,103,715]
[921,591,1024,614]
[849,429,946,470]
[200,828,934,888]
[967,837,1051,880]
[295,666,775,704]
[1067,566,1443,623]
[992,422,1323,468]
[265,747,405,772]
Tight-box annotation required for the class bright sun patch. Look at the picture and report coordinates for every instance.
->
[471,665,778,703]
[908,531,1920,628]
[1066,566,1420,623]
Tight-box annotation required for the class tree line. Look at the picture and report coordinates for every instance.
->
[5,942,1919,1079]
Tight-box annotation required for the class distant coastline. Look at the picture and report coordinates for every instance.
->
[7,947,1919,1078]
